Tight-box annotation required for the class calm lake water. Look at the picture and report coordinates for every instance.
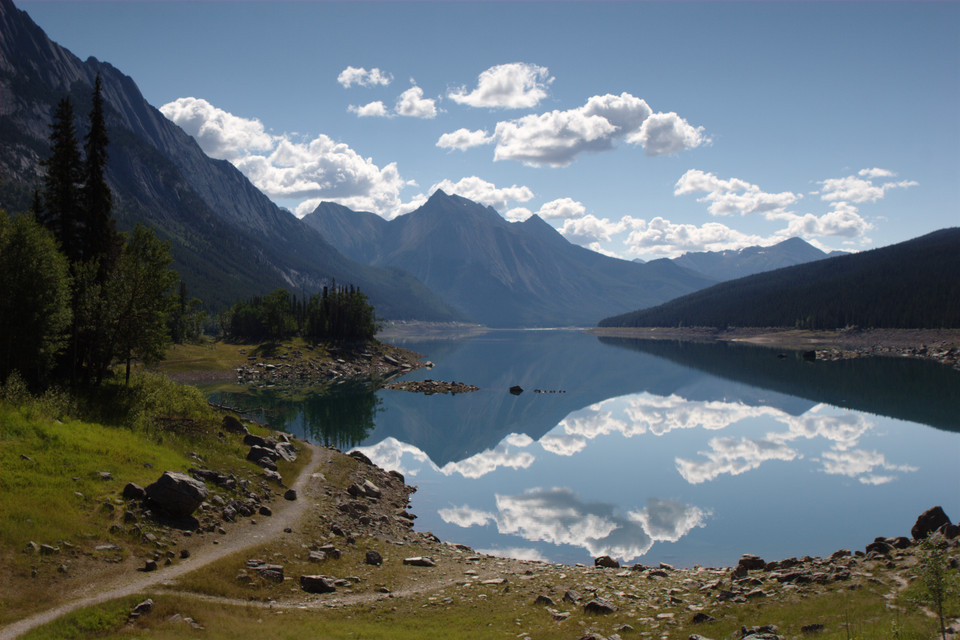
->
[208,330,960,568]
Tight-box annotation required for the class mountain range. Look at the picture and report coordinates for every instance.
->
[302,193,715,327]
[668,237,842,281]
[0,0,461,321]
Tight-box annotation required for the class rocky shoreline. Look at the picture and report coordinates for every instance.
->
[384,379,479,394]
[230,342,431,386]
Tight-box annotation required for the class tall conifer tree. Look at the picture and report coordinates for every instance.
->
[81,73,118,274]
[42,97,83,262]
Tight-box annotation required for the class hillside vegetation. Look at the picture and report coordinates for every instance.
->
[599,228,960,330]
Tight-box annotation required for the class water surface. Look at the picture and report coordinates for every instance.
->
[209,330,960,567]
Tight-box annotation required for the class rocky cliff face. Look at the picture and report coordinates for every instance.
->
[0,0,462,320]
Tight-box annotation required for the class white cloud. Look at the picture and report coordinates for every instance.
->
[159,97,274,161]
[818,170,917,203]
[495,487,654,561]
[820,449,917,484]
[439,439,535,479]
[395,85,437,118]
[558,214,627,245]
[674,169,802,218]
[494,106,617,167]
[439,505,497,528]
[491,92,703,167]
[436,128,494,151]
[161,97,417,219]
[537,197,587,221]
[628,498,709,543]
[676,436,799,485]
[337,66,393,88]
[431,176,534,209]
[348,101,389,118]
[628,111,708,156]
[785,202,873,239]
[475,547,549,562]
[504,207,534,222]
[539,433,588,456]
[448,62,553,109]
[352,437,432,478]
[624,216,768,257]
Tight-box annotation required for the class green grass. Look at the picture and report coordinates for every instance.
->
[0,370,287,625]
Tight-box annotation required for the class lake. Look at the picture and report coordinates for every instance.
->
[207,329,960,568]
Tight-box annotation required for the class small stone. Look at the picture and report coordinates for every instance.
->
[595,554,619,568]
[259,506,272,517]
[365,550,383,566]
[284,489,297,501]
[131,598,154,617]
[534,594,555,606]
[143,559,157,572]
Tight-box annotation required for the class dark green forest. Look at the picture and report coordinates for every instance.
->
[222,284,378,343]
[599,228,960,330]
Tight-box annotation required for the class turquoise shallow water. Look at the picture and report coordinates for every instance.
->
[209,330,960,567]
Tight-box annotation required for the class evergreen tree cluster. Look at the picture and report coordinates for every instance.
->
[0,75,186,389]
[224,284,378,343]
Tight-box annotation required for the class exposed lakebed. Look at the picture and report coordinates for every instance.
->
[206,329,960,568]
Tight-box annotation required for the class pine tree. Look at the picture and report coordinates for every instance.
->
[42,97,83,262]
[80,73,118,273]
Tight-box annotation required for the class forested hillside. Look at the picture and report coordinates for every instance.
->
[598,228,960,330]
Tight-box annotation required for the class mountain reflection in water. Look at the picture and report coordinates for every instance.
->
[207,330,959,566]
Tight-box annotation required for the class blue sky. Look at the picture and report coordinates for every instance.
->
[19,1,960,260]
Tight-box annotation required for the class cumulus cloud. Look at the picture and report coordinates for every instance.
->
[818,170,917,203]
[504,207,534,222]
[431,176,534,209]
[395,85,438,118]
[820,449,917,484]
[348,101,389,118]
[491,92,704,166]
[674,169,802,218]
[676,436,799,484]
[496,487,653,561]
[628,112,708,157]
[537,197,587,221]
[337,66,393,88]
[439,437,535,479]
[161,97,418,219]
[558,214,628,245]
[436,128,494,151]
[785,202,873,239]
[475,547,549,562]
[352,438,432,478]
[628,498,709,543]
[160,97,274,161]
[624,216,768,257]
[494,107,617,167]
[439,505,497,528]
[539,433,588,456]
[448,62,553,109]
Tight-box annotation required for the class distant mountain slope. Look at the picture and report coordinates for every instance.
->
[671,237,831,281]
[0,0,464,321]
[303,191,717,327]
[599,228,960,329]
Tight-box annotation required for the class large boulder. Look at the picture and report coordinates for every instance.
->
[912,506,952,540]
[145,471,208,518]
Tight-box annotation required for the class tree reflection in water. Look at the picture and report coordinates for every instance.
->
[209,379,381,450]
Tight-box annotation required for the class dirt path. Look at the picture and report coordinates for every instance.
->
[0,445,329,640]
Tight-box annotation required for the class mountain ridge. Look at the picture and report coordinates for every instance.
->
[598,228,960,330]
[303,191,717,327]
[0,0,464,321]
